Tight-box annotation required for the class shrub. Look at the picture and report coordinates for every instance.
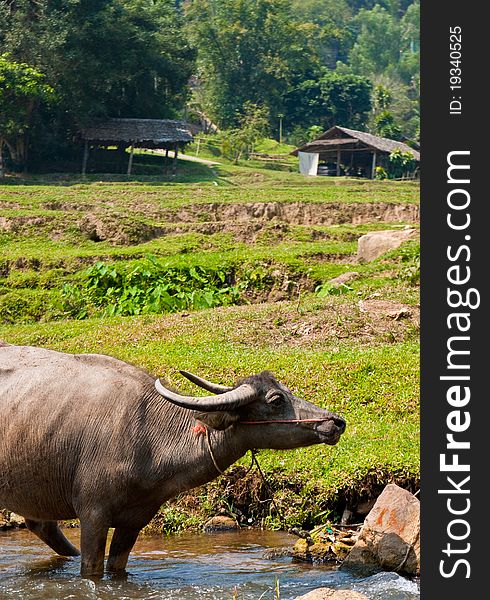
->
[61,254,242,318]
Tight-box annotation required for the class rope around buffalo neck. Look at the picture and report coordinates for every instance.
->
[203,426,310,539]
[204,428,257,476]
[203,418,330,474]
[205,428,227,475]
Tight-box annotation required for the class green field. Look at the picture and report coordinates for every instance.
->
[0,161,420,532]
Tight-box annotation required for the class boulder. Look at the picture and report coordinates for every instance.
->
[9,512,25,527]
[294,588,368,600]
[341,484,420,576]
[356,229,418,262]
[358,299,415,320]
[0,510,25,529]
[202,515,240,533]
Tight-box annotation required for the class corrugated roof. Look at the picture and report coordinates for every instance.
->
[81,118,194,144]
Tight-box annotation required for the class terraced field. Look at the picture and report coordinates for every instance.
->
[0,161,420,531]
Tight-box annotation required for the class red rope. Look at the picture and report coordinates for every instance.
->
[192,418,329,436]
[240,418,329,425]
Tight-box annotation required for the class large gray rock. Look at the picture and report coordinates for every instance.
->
[295,589,368,600]
[342,484,420,576]
[356,229,418,262]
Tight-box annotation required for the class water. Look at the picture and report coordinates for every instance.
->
[0,529,419,600]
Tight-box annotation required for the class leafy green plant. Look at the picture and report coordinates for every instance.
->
[388,149,417,179]
[61,254,242,318]
[315,282,353,297]
[0,54,55,174]
[237,262,275,291]
[399,244,420,284]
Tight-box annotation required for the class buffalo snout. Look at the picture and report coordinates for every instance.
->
[332,413,346,433]
[313,412,346,445]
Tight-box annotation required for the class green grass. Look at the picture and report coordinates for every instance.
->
[0,162,420,531]
[0,298,419,528]
[0,236,419,324]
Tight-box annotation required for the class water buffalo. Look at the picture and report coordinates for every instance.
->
[0,342,346,577]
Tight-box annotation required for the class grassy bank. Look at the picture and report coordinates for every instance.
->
[0,161,420,533]
[0,297,419,531]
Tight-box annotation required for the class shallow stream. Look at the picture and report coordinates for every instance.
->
[0,529,419,600]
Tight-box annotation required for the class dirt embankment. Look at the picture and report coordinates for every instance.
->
[76,201,419,245]
[166,201,419,226]
[1,200,419,246]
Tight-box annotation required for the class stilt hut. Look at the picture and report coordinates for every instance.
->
[80,118,194,176]
[291,126,420,178]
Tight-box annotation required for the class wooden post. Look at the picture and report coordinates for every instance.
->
[371,150,377,179]
[196,138,201,156]
[164,148,169,175]
[336,149,341,176]
[82,140,89,175]
[172,143,178,176]
[127,144,134,175]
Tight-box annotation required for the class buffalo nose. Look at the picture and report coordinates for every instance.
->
[333,415,346,433]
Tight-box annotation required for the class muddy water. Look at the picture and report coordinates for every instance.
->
[0,529,419,600]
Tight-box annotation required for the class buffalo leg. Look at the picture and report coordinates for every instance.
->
[25,519,80,557]
[79,519,109,577]
[106,527,140,573]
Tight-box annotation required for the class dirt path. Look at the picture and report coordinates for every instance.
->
[149,149,221,166]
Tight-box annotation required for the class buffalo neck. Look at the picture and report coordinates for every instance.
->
[144,389,248,492]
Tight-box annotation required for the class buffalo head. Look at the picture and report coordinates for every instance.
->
[154,370,346,450]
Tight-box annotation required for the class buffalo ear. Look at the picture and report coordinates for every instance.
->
[193,411,240,431]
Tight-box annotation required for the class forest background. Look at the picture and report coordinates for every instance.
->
[0,0,419,172]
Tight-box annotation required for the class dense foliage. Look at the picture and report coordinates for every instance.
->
[0,0,195,167]
[61,256,241,318]
[184,0,321,128]
[0,0,419,170]
[0,55,55,172]
[186,0,419,142]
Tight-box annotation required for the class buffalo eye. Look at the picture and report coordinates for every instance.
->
[266,391,286,406]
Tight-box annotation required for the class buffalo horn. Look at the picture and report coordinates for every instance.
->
[154,379,256,411]
[179,370,233,394]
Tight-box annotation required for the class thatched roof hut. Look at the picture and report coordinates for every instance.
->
[291,126,420,178]
[80,118,194,175]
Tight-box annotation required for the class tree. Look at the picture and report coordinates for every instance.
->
[373,110,402,140]
[284,71,372,133]
[319,72,372,129]
[348,5,401,79]
[290,0,355,67]
[368,75,419,142]
[0,0,195,164]
[185,0,321,128]
[220,102,270,162]
[49,0,195,122]
[342,2,419,142]
[0,55,55,174]
[399,0,420,84]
